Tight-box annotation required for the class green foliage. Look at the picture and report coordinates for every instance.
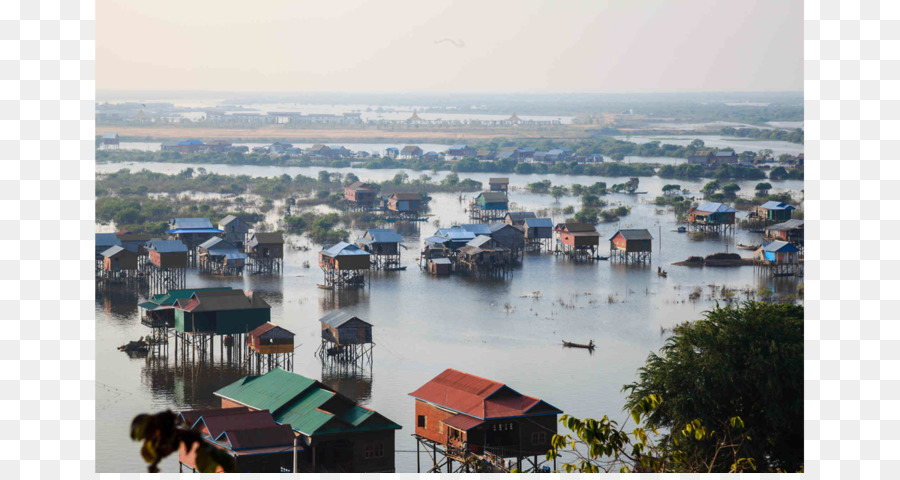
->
[550,185,568,200]
[623,302,803,472]
[574,208,598,224]
[547,396,755,473]
[720,127,804,144]
[702,180,720,197]
[527,180,552,193]
[755,182,772,195]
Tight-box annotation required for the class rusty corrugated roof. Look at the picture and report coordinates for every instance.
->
[409,368,562,420]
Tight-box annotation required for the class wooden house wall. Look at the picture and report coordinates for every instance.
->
[323,322,372,345]
[562,232,599,247]
[252,243,283,259]
[234,451,294,474]
[429,261,451,275]
[414,401,457,445]
[335,255,371,271]
[526,226,552,239]
[308,429,396,473]
[491,226,525,250]
[150,250,187,268]
[178,309,270,334]
[365,243,399,255]
[611,235,652,252]
[104,253,137,271]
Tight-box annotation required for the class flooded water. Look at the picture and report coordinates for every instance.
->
[96,163,802,473]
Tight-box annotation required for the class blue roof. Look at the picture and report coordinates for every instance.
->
[516,147,535,153]
[96,233,121,247]
[424,236,449,245]
[763,241,799,253]
[695,202,736,214]
[760,201,795,210]
[199,237,236,250]
[716,150,736,157]
[497,151,514,160]
[365,228,403,243]
[166,228,223,234]
[449,144,468,150]
[224,253,247,260]
[101,245,127,257]
[547,149,565,155]
[459,224,492,235]
[102,133,118,139]
[322,242,371,258]
[489,222,517,233]
[385,147,399,152]
[171,218,214,229]
[525,217,554,228]
[436,227,476,242]
[177,139,205,145]
[148,240,188,253]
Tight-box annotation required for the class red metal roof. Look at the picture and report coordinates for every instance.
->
[248,322,277,337]
[220,424,296,450]
[443,413,484,431]
[197,410,278,439]
[179,407,250,428]
[409,369,562,420]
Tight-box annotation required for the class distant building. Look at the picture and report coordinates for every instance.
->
[488,177,509,193]
[218,215,251,251]
[101,133,119,149]
[688,150,715,166]
[344,181,380,207]
[177,139,205,154]
[446,145,476,160]
[755,201,796,222]
[714,150,738,165]
[399,146,423,159]
[387,193,423,215]
[384,147,399,159]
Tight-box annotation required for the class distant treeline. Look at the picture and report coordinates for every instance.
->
[720,127,804,144]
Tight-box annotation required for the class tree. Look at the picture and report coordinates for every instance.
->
[721,183,740,198]
[343,172,360,185]
[769,166,789,180]
[317,170,331,184]
[690,139,705,148]
[754,182,772,196]
[662,184,681,196]
[701,180,720,198]
[550,185,568,201]
[623,302,803,472]
[547,396,754,473]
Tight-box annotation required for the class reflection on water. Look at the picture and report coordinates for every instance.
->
[320,364,374,405]
[96,164,802,473]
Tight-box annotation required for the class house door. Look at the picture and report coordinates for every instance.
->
[357,327,366,343]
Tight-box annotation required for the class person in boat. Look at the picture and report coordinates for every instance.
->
[658,266,661,274]
[589,339,595,348]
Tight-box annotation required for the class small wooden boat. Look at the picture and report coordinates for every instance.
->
[384,266,407,271]
[562,340,595,350]
[596,256,609,261]
[316,284,333,290]
[677,226,687,233]
[658,271,668,277]
[737,243,759,250]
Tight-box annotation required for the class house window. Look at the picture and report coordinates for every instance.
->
[532,432,547,445]
[365,442,384,459]
[417,415,426,428]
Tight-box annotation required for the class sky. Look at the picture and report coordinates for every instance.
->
[97,0,803,94]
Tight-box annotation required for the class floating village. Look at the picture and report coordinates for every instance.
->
[96,155,803,472]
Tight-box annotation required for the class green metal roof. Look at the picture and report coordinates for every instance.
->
[337,405,375,426]
[215,368,316,413]
[273,387,336,434]
[146,287,233,307]
[214,368,402,437]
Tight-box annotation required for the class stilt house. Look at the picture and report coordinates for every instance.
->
[215,368,402,473]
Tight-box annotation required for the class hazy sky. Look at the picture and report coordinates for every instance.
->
[97,0,802,93]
